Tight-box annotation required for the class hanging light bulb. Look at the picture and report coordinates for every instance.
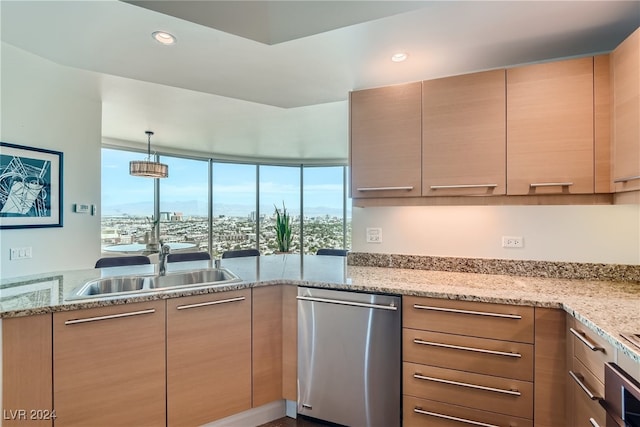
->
[129,131,169,178]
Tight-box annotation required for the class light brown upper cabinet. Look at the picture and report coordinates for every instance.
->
[611,27,640,193]
[506,57,595,195]
[422,70,506,196]
[350,82,422,198]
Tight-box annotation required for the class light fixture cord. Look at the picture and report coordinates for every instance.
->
[146,131,155,161]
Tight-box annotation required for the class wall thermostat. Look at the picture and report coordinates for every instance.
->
[74,203,90,214]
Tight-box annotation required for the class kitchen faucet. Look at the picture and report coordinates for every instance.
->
[159,241,170,276]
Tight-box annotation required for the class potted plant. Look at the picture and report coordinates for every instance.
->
[274,202,292,253]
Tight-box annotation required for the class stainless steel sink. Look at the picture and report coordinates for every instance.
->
[75,276,154,297]
[69,268,241,300]
[151,268,240,289]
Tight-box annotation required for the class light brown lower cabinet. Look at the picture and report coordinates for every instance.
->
[167,289,252,427]
[252,286,283,407]
[403,395,533,427]
[282,284,298,401]
[404,362,534,419]
[2,314,53,427]
[53,300,166,427]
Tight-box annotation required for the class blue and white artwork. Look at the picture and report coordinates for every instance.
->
[0,142,63,229]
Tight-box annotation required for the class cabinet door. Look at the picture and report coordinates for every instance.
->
[252,286,283,407]
[167,290,251,427]
[350,82,422,198]
[612,28,640,192]
[422,70,506,196]
[507,57,594,195]
[3,314,53,427]
[53,300,166,427]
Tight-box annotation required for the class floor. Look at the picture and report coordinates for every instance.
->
[257,416,333,427]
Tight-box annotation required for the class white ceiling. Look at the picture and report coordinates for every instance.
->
[1,1,639,162]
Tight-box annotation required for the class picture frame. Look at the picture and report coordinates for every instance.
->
[0,142,63,229]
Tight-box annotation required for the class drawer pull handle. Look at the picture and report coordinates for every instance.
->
[530,182,573,187]
[414,407,499,427]
[356,186,414,192]
[569,328,604,352]
[430,184,498,190]
[614,175,640,183]
[413,338,522,358]
[589,418,601,427]
[413,304,522,319]
[177,296,245,310]
[64,308,156,325]
[569,370,601,401]
[413,373,521,396]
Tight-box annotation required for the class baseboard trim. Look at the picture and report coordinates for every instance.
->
[201,400,286,427]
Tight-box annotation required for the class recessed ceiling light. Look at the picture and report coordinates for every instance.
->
[152,31,176,45]
[391,52,408,62]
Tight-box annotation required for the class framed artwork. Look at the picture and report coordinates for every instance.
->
[0,142,63,229]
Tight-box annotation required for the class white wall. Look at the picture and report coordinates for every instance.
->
[352,204,640,265]
[0,43,102,279]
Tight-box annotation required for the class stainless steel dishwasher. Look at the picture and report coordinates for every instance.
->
[297,286,401,427]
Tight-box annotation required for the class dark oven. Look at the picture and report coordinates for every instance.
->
[605,363,640,427]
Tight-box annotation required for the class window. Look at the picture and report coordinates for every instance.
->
[211,162,257,257]
[158,156,209,252]
[259,165,301,254]
[101,148,154,250]
[101,148,349,256]
[303,166,346,254]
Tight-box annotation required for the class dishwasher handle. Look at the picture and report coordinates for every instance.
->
[296,295,398,311]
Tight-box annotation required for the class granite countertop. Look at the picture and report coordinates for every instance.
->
[1,254,639,362]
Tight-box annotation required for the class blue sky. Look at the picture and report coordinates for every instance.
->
[102,149,348,217]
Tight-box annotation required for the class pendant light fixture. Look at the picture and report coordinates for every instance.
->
[129,131,168,178]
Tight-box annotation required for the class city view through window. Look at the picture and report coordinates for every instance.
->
[101,149,351,257]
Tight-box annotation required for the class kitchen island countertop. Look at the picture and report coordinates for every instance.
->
[1,254,639,361]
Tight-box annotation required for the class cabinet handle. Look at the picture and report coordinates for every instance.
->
[529,182,573,187]
[569,370,601,401]
[569,328,604,352]
[176,296,245,310]
[413,407,499,427]
[356,186,414,191]
[413,304,522,319]
[413,373,521,396]
[413,338,522,358]
[429,184,498,190]
[589,418,601,427]
[64,308,156,325]
[614,175,640,183]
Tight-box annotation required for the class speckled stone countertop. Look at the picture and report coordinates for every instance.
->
[1,254,639,362]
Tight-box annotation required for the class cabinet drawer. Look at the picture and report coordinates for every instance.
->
[403,329,534,381]
[570,324,614,383]
[570,359,606,427]
[570,357,605,404]
[403,395,533,427]
[403,362,533,419]
[403,296,534,343]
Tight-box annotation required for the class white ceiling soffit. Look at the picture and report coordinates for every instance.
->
[1,1,639,162]
[123,1,430,45]
[2,1,639,109]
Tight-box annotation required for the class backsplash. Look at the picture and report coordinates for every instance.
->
[348,252,640,283]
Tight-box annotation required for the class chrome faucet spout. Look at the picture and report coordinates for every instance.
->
[159,241,170,276]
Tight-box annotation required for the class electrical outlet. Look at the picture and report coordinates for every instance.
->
[10,247,32,260]
[366,228,382,243]
[502,236,524,248]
